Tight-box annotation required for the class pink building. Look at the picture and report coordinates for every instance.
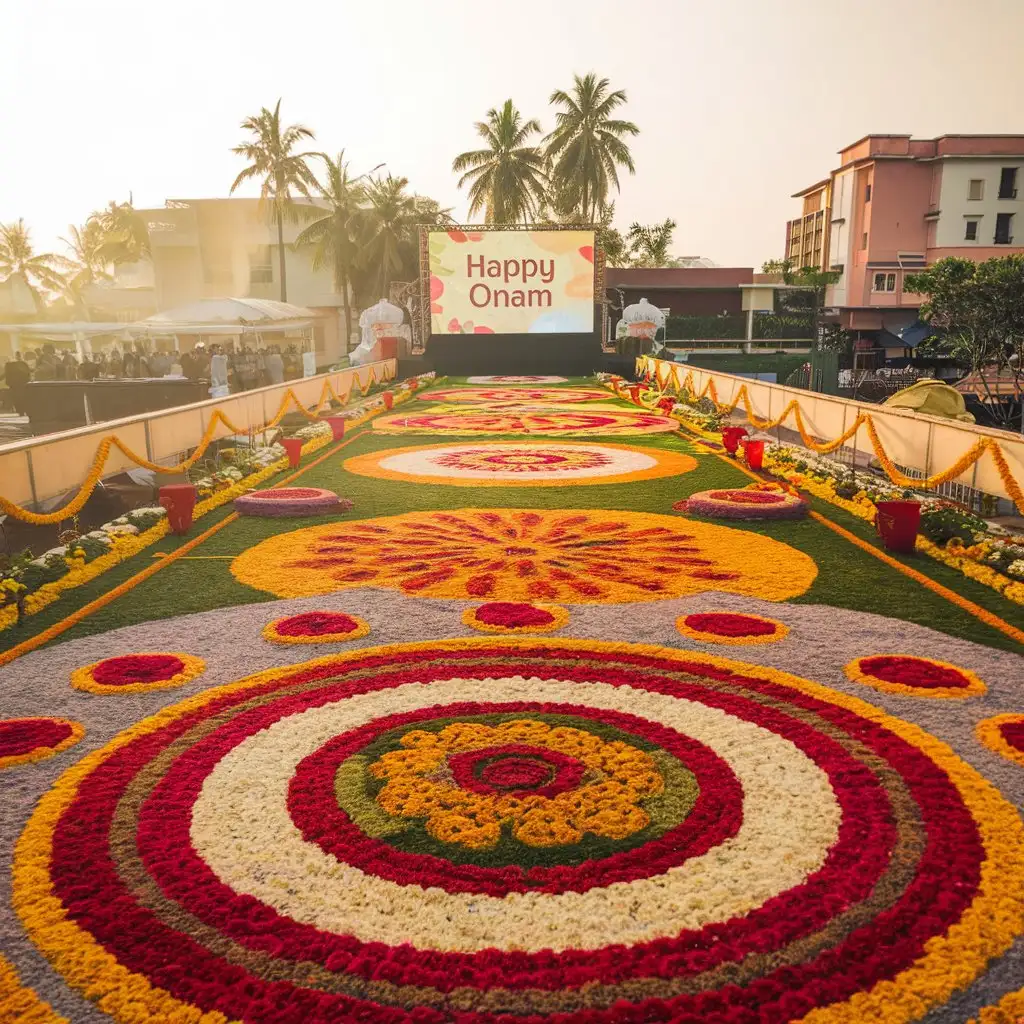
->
[787,135,1024,357]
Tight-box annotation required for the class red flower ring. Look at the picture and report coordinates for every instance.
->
[677,611,789,645]
[679,488,809,520]
[463,601,569,634]
[845,654,987,699]
[449,744,587,799]
[235,486,352,517]
[0,717,84,769]
[23,641,1019,1024]
[977,713,1024,767]
[263,611,371,644]
[70,652,205,694]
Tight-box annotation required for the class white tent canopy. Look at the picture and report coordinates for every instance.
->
[138,297,315,335]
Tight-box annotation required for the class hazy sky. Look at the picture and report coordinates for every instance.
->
[4,0,1024,270]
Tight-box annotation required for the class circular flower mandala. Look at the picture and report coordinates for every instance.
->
[466,375,568,384]
[0,718,84,769]
[70,652,205,694]
[344,442,696,487]
[976,713,1024,767]
[681,488,809,520]
[230,508,818,603]
[263,611,371,644]
[677,611,789,645]
[372,409,679,436]
[14,640,1024,1023]
[845,654,987,699]
[417,387,609,404]
[235,487,351,518]
[463,602,569,633]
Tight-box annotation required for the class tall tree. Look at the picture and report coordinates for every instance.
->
[627,219,679,267]
[93,201,151,264]
[359,175,419,298]
[57,219,111,317]
[452,100,547,224]
[230,99,317,302]
[295,151,380,350]
[545,73,639,223]
[0,219,67,298]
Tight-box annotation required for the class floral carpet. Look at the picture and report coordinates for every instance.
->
[1,378,1023,1024]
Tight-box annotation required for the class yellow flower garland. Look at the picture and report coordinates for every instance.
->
[7,637,1023,1024]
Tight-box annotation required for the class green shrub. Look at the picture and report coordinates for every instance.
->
[919,504,987,545]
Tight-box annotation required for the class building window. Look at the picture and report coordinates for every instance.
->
[995,212,1014,244]
[873,272,897,293]
[998,167,1018,200]
[964,219,980,241]
[865,183,872,202]
[968,179,985,201]
[249,246,273,285]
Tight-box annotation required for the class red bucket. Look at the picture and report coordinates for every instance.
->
[742,439,765,470]
[159,484,196,536]
[721,426,748,455]
[281,438,303,468]
[874,500,921,553]
[325,417,346,441]
[382,391,394,410]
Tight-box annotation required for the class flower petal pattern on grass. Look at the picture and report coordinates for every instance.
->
[262,611,371,644]
[680,488,809,520]
[69,652,205,694]
[417,387,610,404]
[677,611,789,645]
[11,639,1024,1024]
[344,442,697,487]
[976,713,1024,767]
[230,508,819,604]
[844,654,988,699]
[0,718,84,769]
[463,602,570,633]
[466,375,569,384]
[372,409,680,436]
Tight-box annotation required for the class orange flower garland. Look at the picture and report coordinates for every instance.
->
[844,655,987,699]
[70,652,206,695]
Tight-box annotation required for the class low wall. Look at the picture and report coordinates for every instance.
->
[0,360,395,511]
[639,356,1024,507]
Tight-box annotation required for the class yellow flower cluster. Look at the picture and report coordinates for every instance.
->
[370,719,664,849]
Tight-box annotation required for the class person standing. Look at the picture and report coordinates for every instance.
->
[3,351,31,414]
[265,345,284,385]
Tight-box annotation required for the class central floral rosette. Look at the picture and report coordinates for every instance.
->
[367,719,664,849]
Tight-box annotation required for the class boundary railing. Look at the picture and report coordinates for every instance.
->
[636,355,1024,515]
[0,359,396,522]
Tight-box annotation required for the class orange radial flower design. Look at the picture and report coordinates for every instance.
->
[230,508,818,603]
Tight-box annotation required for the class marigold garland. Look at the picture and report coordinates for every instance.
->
[844,654,987,699]
[70,652,206,695]
[976,713,1024,768]
[0,718,84,769]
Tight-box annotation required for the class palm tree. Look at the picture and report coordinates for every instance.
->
[452,100,547,223]
[295,151,380,350]
[627,219,679,267]
[56,219,111,317]
[230,99,317,302]
[0,220,67,299]
[545,73,639,223]
[93,201,151,265]
[359,175,419,297]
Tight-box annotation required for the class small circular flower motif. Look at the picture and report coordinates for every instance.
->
[676,611,789,645]
[235,487,352,518]
[679,488,808,520]
[369,719,664,850]
[71,653,205,695]
[844,654,987,699]
[462,601,569,634]
[0,717,84,769]
[263,611,371,644]
[977,713,1024,767]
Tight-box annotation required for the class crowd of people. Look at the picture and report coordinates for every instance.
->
[1,341,310,414]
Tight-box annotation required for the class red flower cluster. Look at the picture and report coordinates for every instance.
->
[857,655,972,689]
[91,653,185,686]
[449,744,586,798]
[682,613,777,638]
[998,720,1024,752]
[274,611,362,637]
[473,603,557,628]
[0,718,74,758]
